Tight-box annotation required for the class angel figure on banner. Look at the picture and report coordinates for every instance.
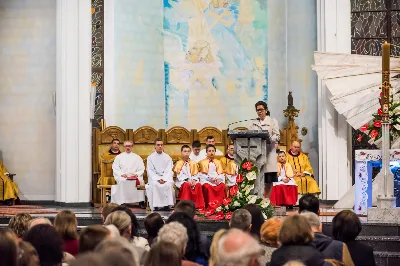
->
[163,31,226,128]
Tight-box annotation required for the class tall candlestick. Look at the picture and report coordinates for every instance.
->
[382,42,390,72]
[382,43,390,123]
[381,42,391,197]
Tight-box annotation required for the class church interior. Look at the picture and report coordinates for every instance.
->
[1,0,400,265]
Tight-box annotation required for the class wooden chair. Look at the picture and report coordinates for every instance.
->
[97,156,149,208]
[97,156,115,207]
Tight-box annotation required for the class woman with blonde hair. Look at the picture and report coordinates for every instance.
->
[269,215,331,266]
[259,217,283,265]
[8,213,33,239]
[208,229,227,266]
[105,211,148,263]
[54,210,79,256]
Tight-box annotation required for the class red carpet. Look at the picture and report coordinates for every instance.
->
[0,206,58,215]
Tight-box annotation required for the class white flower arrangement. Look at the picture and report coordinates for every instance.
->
[260,198,270,208]
[244,184,254,195]
[247,195,257,204]
[233,201,241,207]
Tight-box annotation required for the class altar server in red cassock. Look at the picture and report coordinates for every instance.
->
[270,151,298,206]
[174,145,205,209]
[198,144,226,208]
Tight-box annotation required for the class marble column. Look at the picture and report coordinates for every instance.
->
[317,0,352,200]
[56,0,92,204]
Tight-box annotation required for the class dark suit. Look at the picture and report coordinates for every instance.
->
[346,240,376,266]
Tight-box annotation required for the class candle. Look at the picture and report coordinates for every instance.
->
[382,42,390,72]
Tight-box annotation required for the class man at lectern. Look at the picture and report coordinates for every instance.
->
[248,101,280,197]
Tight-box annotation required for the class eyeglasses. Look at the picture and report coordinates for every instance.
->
[256,109,265,112]
[124,145,132,147]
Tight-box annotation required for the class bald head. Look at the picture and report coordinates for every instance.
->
[218,229,261,266]
[291,140,301,154]
[29,217,52,229]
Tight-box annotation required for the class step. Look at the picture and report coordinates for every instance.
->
[375,251,400,266]
[357,236,400,252]
[322,222,400,237]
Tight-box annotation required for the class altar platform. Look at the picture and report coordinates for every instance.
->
[0,205,398,266]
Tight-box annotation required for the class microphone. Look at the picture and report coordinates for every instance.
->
[227,118,259,131]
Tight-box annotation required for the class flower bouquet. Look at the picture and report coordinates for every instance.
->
[359,92,400,148]
[205,158,275,220]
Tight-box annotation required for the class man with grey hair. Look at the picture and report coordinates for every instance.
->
[300,211,354,266]
[111,140,145,206]
[158,222,201,266]
[229,209,252,232]
[218,228,261,266]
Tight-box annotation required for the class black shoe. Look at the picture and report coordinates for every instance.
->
[286,205,294,210]
[139,201,146,209]
[162,206,171,211]
[4,199,13,206]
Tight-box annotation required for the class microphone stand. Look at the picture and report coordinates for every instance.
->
[227,118,259,131]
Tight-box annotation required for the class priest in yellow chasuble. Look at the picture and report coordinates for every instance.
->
[286,141,320,195]
[0,160,18,204]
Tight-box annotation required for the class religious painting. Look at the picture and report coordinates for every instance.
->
[163,0,268,129]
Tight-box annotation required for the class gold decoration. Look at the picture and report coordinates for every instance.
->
[166,127,190,143]
[134,127,158,143]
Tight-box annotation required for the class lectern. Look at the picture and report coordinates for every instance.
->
[228,130,272,197]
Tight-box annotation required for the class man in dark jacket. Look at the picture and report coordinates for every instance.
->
[301,211,354,266]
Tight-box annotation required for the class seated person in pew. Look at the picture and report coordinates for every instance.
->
[102,138,122,160]
[198,136,224,158]
[146,138,175,211]
[286,140,320,196]
[111,140,145,208]
[270,151,298,207]
[174,145,205,210]
[0,159,18,206]
[98,138,122,186]
[198,145,226,208]
[220,144,238,197]
[189,140,204,163]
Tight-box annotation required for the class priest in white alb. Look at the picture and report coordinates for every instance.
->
[111,140,145,207]
[145,138,175,211]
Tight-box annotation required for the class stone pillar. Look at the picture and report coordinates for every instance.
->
[56,0,92,204]
[317,0,352,200]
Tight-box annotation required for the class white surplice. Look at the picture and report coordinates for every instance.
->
[189,152,205,163]
[111,152,145,204]
[145,152,175,210]
[273,166,297,187]
[199,148,223,158]
[198,162,225,186]
[175,161,199,189]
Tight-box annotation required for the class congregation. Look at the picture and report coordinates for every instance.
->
[0,195,376,266]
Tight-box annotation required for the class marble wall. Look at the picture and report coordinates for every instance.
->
[113,0,165,129]
[0,0,56,200]
[109,0,319,178]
